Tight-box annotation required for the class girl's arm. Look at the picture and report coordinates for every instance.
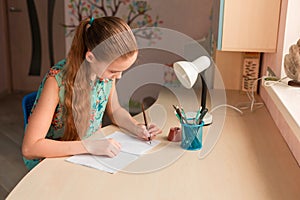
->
[22,77,87,159]
[106,79,161,140]
[22,77,120,160]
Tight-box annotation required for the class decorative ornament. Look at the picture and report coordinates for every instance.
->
[284,38,300,87]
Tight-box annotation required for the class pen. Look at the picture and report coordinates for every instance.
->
[142,103,151,144]
[180,106,187,122]
[194,108,202,124]
[174,111,181,121]
[172,105,183,123]
[172,105,187,124]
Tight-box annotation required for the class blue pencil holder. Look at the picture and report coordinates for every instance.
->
[181,121,204,150]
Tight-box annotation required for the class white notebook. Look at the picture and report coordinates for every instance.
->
[66,131,160,174]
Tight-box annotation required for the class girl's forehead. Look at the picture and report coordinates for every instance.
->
[107,52,138,71]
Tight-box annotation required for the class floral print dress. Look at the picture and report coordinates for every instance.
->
[23,59,113,170]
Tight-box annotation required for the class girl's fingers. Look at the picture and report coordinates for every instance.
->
[110,145,120,157]
[108,138,121,149]
[113,141,122,149]
[140,126,151,139]
[136,123,162,141]
[148,124,162,135]
[108,151,116,158]
[105,139,121,157]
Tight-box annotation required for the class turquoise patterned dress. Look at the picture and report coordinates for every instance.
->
[23,59,113,170]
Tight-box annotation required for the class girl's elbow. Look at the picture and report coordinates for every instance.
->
[22,144,34,160]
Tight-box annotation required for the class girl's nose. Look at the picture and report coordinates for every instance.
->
[115,72,122,79]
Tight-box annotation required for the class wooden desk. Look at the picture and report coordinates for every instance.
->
[7,88,300,200]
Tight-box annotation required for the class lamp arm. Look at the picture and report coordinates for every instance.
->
[200,73,207,112]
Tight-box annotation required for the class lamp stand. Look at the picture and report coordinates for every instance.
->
[200,73,212,125]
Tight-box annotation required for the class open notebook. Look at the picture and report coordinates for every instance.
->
[66,131,160,174]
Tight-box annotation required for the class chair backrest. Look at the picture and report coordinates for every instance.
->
[22,91,38,128]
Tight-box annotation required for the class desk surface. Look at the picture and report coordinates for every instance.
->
[7,88,300,200]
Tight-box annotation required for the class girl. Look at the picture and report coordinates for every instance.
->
[22,16,162,170]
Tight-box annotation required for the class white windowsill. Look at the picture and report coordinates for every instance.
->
[270,80,300,129]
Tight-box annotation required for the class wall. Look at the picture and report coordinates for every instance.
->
[0,1,11,95]
[261,0,300,78]
[261,0,287,78]
[150,0,212,40]
[64,0,213,53]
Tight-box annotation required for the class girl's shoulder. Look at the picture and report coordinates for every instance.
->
[45,59,66,88]
[47,59,66,78]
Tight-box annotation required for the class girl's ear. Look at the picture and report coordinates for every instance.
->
[85,51,95,63]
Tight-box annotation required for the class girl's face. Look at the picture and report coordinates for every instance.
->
[89,52,138,80]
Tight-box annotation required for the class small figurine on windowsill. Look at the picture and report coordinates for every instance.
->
[284,38,300,87]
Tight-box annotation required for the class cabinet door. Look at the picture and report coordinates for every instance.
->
[218,0,281,52]
[6,0,65,91]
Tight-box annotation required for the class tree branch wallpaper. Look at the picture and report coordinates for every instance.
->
[64,0,163,47]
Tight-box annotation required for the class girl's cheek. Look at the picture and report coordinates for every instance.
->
[99,72,110,79]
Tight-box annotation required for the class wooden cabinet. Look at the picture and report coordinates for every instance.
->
[217,0,281,52]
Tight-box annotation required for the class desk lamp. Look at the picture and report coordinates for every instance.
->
[173,56,212,125]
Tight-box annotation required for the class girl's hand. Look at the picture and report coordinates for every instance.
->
[82,138,121,157]
[135,123,162,141]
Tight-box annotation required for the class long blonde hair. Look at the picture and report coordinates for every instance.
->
[62,17,137,141]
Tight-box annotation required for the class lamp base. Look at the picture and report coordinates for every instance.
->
[203,112,213,126]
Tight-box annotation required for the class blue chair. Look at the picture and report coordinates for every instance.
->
[22,91,38,128]
[22,91,39,170]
